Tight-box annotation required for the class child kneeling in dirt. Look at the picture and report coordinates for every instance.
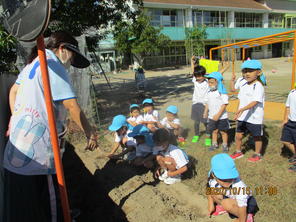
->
[153,128,189,185]
[108,115,136,160]
[207,154,259,221]
[127,124,155,168]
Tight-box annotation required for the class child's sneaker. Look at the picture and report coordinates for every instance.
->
[288,164,296,172]
[159,170,168,181]
[209,144,219,151]
[246,213,254,222]
[164,175,181,185]
[230,151,244,160]
[248,154,262,163]
[191,136,199,143]
[222,144,229,153]
[212,205,227,216]
[204,138,212,147]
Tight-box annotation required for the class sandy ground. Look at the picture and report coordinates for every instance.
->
[64,57,295,222]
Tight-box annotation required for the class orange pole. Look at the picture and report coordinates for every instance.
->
[211,30,295,51]
[221,49,225,67]
[292,31,296,89]
[242,48,246,61]
[37,36,71,222]
[210,48,213,60]
[232,48,235,76]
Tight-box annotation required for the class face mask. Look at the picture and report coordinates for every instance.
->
[59,49,71,69]
[209,85,217,91]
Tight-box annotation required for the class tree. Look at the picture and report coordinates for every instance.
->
[185,26,207,60]
[113,12,171,66]
[0,23,17,73]
[49,0,143,36]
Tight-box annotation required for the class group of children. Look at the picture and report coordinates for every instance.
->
[106,58,296,221]
[107,99,189,185]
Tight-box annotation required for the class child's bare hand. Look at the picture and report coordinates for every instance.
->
[86,138,97,151]
[212,114,219,121]
[203,113,208,119]
[234,109,243,120]
[231,74,236,81]
[281,120,288,128]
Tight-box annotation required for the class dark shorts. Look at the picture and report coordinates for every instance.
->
[223,196,259,219]
[281,120,296,144]
[236,121,263,137]
[191,103,207,122]
[207,119,230,133]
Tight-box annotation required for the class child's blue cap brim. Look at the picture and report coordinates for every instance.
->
[108,115,127,131]
[205,72,223,81]
[241,60,262,70]
[142,98,153,104]
[210,154,239,179]
[130,104,139,109]
[166,105,178,114]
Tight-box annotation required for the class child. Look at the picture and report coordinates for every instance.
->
[127,104,144,130]
[153,128,189,185]
[281,88,296,172]
[207,154,259,221]
[231,60,265,162]
[108,115,136,158]
[203,72,230,152]
[127,124,155,168]
[191,65,209,145]
[158,105,181,145]
[142,98,159,132]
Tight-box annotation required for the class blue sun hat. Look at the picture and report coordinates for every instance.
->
[241,60,266,85]
[142,98,153,105]
[108,115,127,131]
[205,72,227,94]
[241,60,262,70]
[210,153,239,179]
[166,105,178,114]
[128,124,149,137]
[128,124,154,147]
[130,104,140,110]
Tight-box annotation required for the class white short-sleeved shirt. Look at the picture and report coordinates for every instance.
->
[4,49,76,175]
[208,178,251,207]
[127,115,144,124]
[238,81,265,124]
[234,77,247,90]
[143,110,159,122]
[286,90,296,121]
[160,144,189,169]
[160,117,181,129]
[192,78,209,105]
[136,143,153,157]
[114,132,136,146]
[204,91,229,120]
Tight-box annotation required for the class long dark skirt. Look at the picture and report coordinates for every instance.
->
[4,170,63,222]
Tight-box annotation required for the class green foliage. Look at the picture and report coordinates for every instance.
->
[0,24,17,73]
[185,26,207,58]
[113,12,171,64]
[49,0,143,36]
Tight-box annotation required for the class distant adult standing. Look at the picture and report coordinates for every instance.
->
[4,31,97,222]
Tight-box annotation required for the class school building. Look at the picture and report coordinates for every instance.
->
[140,0,296,68]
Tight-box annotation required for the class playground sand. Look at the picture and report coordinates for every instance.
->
[64,57,296,222]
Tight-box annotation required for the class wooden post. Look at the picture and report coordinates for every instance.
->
[242,48,246,61]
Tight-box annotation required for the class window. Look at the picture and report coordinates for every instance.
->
[252,46,262,52]
[148,8,183,27]
[269,14,284,28]
[193,10,228,27]
[283,42,290,49]
[235,12,263,28]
